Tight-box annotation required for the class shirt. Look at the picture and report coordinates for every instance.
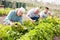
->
[27,8,39,17]
[40,10,51,18]
[4,10,22,24]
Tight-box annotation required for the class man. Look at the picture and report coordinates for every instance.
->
[40,7,52,19]
[27,7,40,22]
[4,7,25,26]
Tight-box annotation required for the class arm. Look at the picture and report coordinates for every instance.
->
[26,13,36,22]
[48,11,54,17]
[4,10,14,24]
[40,12,43,19]
[26,14,33,21]
[26,10,33,21]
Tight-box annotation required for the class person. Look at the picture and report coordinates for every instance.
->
[40,7,52,19]
[27,7,40,22]
[4,7,25,26]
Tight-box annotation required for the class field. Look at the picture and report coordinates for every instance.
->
[0,5,60,40]
[0,16,60,40]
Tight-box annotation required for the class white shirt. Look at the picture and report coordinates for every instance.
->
[27,8,39,17]
[40,10,51,18]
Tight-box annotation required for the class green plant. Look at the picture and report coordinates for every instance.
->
[0,8,10,16]
[20,16,60,40]
[0,16,60,40]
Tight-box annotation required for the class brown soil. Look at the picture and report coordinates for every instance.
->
[0,16,6,24]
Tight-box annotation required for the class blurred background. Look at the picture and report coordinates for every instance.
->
[0,0,60,15]
[0,0,60,24]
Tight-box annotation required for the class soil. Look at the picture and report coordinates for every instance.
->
[0,16,6,24]
[53,36,60,40]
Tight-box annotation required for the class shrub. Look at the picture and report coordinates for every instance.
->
[0,16,60,40]
[20,16,60,40]
[0,8,10,16]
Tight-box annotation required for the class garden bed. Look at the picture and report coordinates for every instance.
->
[0,16,60,40]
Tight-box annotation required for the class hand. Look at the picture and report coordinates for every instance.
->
[31,20,36,23]
[10,22,14,26]
[3,22,7,25]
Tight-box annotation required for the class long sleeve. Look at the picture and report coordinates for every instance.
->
[4,10,14,24]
